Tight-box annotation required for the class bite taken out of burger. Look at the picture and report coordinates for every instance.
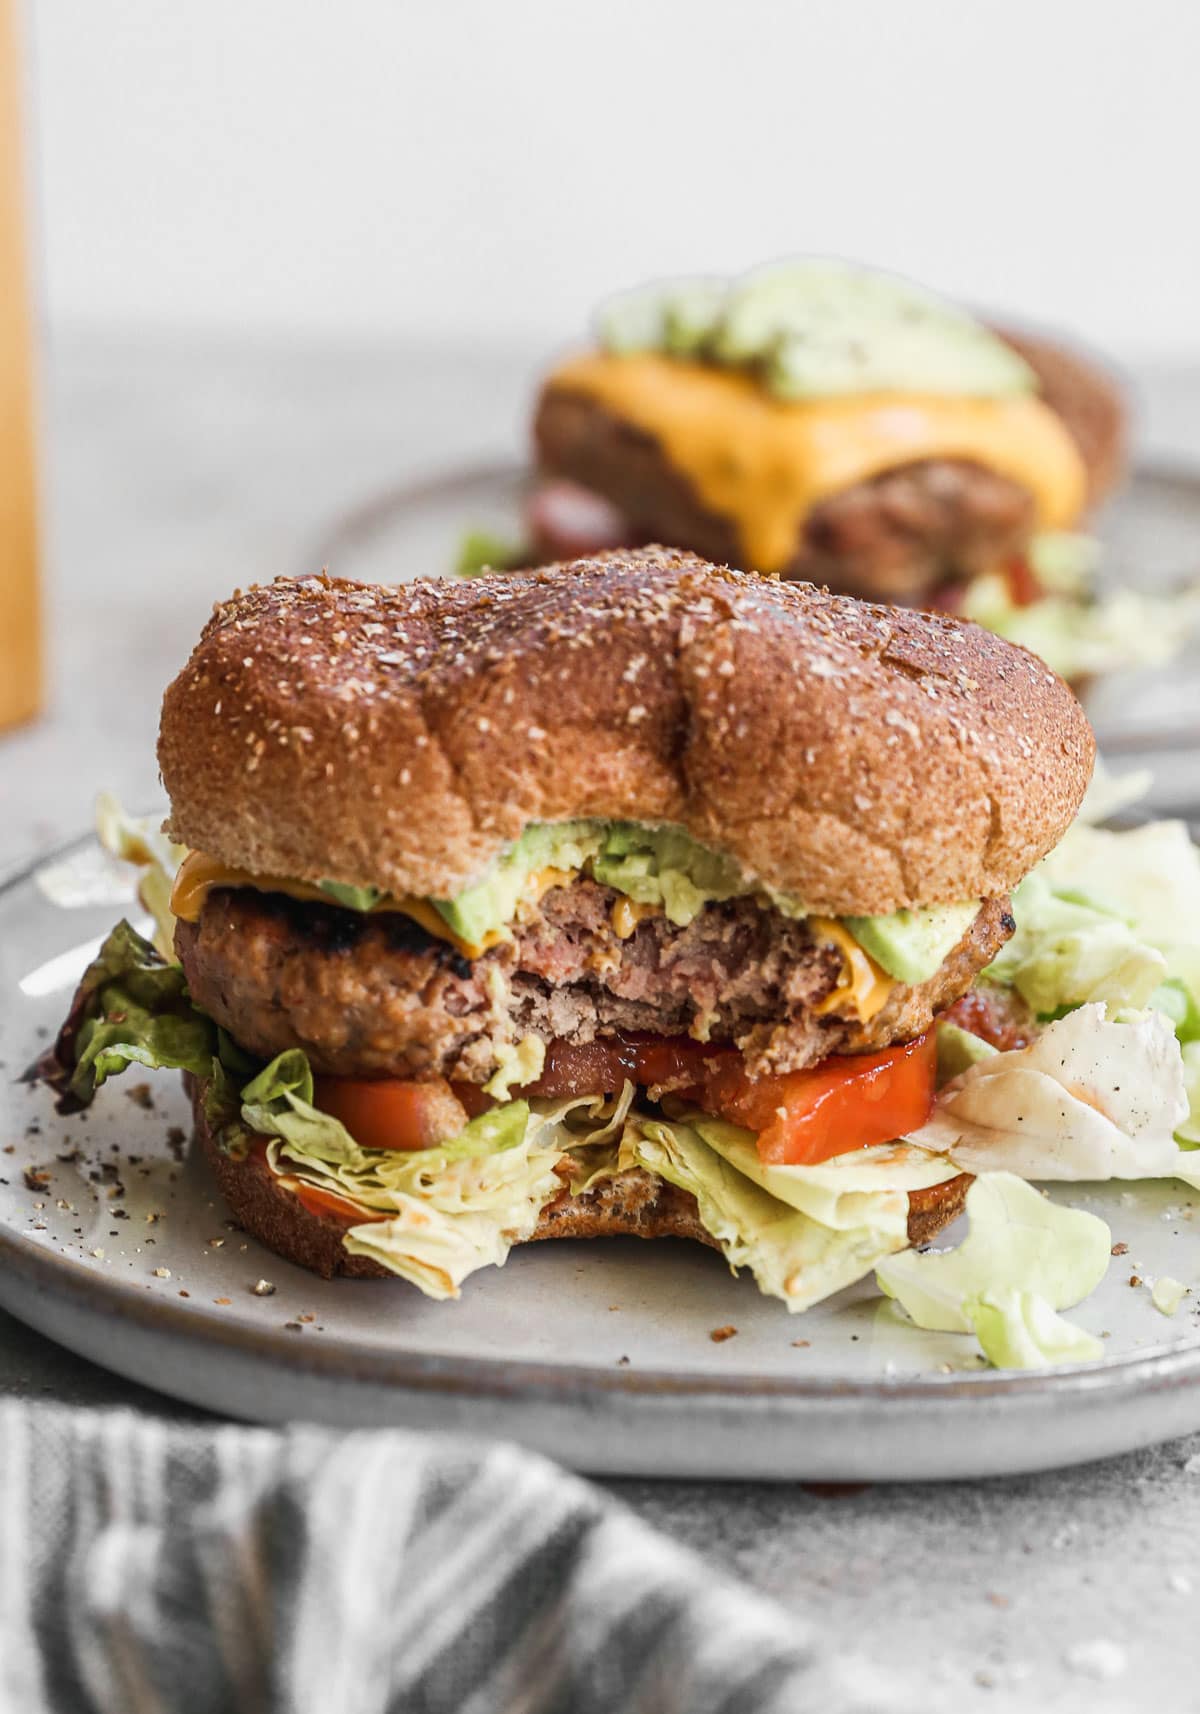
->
[502,259,1190,684]
[48,548,1097,1310]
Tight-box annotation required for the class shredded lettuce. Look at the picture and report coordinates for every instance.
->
[912,1005,1198,1186]
[973,811,1200,1164]
[986,817,1200,1044]
[985,873,1167,1015]
[244,1053,643,1298]
[935,1020,997,1082]
[483,1034,547,1102]
[690,1115,954,1238]
[246,1053,562,1299]
[1152,1277,1187,1316]
[1038,818,1200,951]
[1178,1044,1200,1148]
[965,1289,1104,1369]
[876,1172,1111,1334]
[94,794,185,960]
[1027,531,1099,597]
[624,1117,909,1311]
[959,575,1199,680]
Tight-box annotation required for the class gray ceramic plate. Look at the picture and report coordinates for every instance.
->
[314,459,1200,825]
[5,832,1200,1480]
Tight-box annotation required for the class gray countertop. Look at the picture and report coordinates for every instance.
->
[5,330,1200,1712]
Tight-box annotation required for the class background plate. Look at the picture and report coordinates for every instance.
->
[4,834,1200,1480]
[314,459,1200,827]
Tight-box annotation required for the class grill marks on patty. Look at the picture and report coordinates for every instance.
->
[175,880,1014,1084]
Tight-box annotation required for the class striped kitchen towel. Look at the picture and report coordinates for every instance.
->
[0,1400,906,1714]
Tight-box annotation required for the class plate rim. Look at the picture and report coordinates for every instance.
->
[8,828,1200,1417]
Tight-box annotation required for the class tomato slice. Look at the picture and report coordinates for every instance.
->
[1003,555,1043,609]
[693,1033,937,1166]
[524,1032,733,1100]
[312,1075,469,1151]
[249,1137,382,1224]
[941,988,1035,1053]
[292,1181,383,1225]
[308,1029,934,1167]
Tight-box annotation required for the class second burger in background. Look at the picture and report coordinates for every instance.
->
[520,259,1187,681]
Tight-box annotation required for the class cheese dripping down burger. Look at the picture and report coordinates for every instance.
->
[520,261,1134,680]
[51,549,1095,1306]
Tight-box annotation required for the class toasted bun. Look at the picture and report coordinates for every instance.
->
[995,325,1126,504]
[159,551,1093,918]
[188,1075,970,1282]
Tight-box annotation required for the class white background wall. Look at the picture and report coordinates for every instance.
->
[25,0,1200,359]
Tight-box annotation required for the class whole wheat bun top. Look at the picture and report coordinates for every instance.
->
[158,549,1095,917]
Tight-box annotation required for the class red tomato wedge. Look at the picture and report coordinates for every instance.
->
[292,1181,382,1225]
[250,1137,381,1225]
[524,1032,734,1100]
[1003,555,1043,609]
[941,989,1035,1053]
[307,1030,934,1167]
[312,1075,470,1152]
[692,1033,937,1166]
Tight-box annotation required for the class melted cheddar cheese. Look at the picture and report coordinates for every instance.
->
[610,896,664,939]
[168,851,570,961]
[547,351,1088,573]
[810,918,895,1023]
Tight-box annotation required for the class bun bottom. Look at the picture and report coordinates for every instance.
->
[187,1075,971,1285]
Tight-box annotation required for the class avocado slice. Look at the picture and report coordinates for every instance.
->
[845,900,981,985]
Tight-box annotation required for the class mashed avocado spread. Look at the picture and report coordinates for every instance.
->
[598,261,1037,402]
[319,819,979,986]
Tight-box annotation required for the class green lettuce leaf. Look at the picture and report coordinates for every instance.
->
[965,1289,1104,1369]
[1038,818,1200,948]
[58,920,217,1103]
[876,1172,1110,1333]
[454,529,523,579]
[690,1115,955,1238]
[527,1084,636,1193]
[625,1117,908,1312]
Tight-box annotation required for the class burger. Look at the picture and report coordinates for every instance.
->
[512,260,1184,683]
[50,548,1095,1309]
